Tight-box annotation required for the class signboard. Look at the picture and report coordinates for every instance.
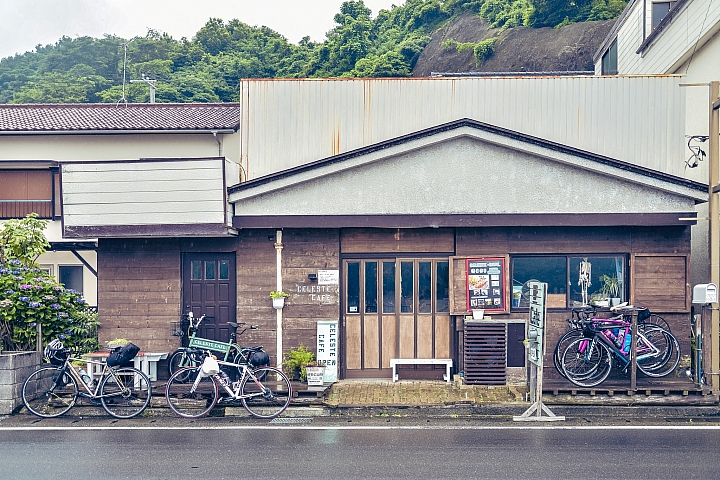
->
[318,270,339,285]
[527,281,547,366]
[466,257,506,312]
[316,320,338,382]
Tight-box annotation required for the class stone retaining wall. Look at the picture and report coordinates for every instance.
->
[0,351,41,414]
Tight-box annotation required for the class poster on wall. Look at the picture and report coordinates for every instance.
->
[466,257,506,313]
[316,320,338,382]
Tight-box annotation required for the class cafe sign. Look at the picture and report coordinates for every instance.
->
[466,257,506,313]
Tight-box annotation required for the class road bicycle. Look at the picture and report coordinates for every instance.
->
[559,309,680,387]
[168,312,270,381]
[22,339,152,419]
[553,305,671,380]
[165,352,292,419]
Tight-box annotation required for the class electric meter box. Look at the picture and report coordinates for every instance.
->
[693,283,718,304]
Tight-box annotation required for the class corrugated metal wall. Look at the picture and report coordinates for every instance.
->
[240,76,686,180]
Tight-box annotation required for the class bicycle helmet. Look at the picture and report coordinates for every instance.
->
[44,339,68,365]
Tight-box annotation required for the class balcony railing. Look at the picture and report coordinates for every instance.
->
[0,200,53,219]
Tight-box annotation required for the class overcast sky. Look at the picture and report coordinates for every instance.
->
[0,0,399,60]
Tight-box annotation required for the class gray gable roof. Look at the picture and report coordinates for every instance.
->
[0,103,240,133]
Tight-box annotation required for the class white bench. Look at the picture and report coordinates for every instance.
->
[85,351,168,382]
[390,358,453,383]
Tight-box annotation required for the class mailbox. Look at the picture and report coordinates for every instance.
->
[693,283,718,304]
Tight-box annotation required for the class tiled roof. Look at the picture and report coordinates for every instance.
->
[0,103,240,132]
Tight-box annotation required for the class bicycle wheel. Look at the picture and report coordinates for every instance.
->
[640,314,671,333]
[22,365,79,418]
[168,349,200,380]
[100,367,152,419]
[561,338,612,387]
[553,328,584,379]
[636,328,681,378]
[240,367,291,419]
[166,367,218,418]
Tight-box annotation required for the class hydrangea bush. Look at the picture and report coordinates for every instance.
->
[0,214,99,353]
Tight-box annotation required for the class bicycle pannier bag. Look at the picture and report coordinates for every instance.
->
[106,342,140,367]
[249,351,270,367]
[200,356,220,376]
[637,308,651,323]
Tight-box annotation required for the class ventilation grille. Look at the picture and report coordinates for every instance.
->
[464,323,507,385]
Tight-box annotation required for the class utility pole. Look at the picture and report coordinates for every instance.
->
[130,75,157,103]
[709,81,720,392]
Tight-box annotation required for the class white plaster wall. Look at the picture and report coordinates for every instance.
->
[0,132,241,164]
[234,137,696,216]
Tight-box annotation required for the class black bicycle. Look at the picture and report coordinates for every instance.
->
[22,339,152,418]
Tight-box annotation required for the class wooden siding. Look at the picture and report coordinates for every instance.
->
[235,228,341,364]
[61,158,227,229]
[341,228,454,253]
[452,225,691,314]
[97,238,181,353]
[631,254,690,310]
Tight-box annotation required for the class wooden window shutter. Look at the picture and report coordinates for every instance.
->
[630,254,689,312]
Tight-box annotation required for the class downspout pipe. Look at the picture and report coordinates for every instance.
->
[275,230,283,369]
[211,130,222,157]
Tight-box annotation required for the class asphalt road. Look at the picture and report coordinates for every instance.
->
[0,421,718,479]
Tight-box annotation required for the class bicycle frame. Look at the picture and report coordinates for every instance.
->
[579,320,660,367]
[62,356,140,399]
[190,358,267,401]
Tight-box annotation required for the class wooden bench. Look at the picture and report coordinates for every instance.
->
[390,358,453,383]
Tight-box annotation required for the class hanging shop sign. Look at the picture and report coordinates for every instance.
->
[466,257,506,313]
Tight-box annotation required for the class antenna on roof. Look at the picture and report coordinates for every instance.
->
[117,37,136,108]
[130,75,158,103]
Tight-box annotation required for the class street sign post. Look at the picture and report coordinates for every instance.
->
[514,281,564,422]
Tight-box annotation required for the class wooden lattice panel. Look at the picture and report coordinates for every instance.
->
[463,323,507,385]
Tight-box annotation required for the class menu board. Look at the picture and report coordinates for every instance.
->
[466,257,506,313]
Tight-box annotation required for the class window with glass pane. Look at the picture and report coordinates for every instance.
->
[383,261,395,313]
[191,261,202,280]
[400,261,414,313]
[418,262,432,313]
[205,261,215,280]
[219,260,229,280]
[365,262,378,313]
[436,261,449,313]
[512,256,567,308]
[59,266,83,294]
[347,262,360,313]
[569,256,625,308]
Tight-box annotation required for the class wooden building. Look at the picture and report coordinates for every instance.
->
[3,76,710,390]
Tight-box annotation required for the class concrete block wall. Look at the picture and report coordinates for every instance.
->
[0,351,42,414]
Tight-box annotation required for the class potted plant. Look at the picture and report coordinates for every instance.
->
[270,290,290,309]
[599,274,621,306]
[282,344,315,381]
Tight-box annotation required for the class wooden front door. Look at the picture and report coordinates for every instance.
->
[182,253,236,342]
[343,258,452,379]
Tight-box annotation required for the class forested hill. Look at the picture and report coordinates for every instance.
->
[0,0,627,104]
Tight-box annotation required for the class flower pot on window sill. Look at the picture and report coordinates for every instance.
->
[272,297,285,309]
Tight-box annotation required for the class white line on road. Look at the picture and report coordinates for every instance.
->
[0,425,719,431]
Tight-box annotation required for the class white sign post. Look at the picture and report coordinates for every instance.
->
[514,281,564,422]
[316,320,338,383]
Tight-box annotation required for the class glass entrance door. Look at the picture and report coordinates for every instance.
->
[343,258,451,378]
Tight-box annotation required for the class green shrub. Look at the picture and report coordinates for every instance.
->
[0,214,99,353]
[282,344,315,381]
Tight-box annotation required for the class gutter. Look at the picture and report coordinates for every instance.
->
[0,128,237,136]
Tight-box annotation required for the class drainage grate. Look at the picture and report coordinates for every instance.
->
[269,417,313,424]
